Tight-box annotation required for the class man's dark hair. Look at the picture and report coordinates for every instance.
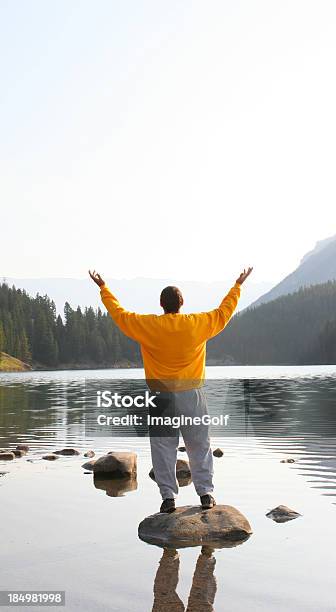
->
[160,286,184,314]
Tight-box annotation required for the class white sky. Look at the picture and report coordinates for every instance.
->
[1,0,336,284]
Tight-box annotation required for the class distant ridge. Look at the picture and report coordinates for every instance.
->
[249,235,336,308]
[300,234,336,264]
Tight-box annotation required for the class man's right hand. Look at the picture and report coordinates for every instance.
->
[236,267,253,285]
[89,270,105,287]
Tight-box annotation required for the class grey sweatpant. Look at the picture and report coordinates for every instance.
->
[149,387,214,500]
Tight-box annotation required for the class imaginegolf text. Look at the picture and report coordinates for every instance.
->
[96,414,230,428]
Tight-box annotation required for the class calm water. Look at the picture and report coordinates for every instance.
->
[0,365,336,611]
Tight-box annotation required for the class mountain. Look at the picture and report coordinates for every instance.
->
[300,234,336,264]
[249,235,336,309]
[2,277,272,315]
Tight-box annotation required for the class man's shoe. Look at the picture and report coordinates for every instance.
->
[200,494,216,510]
[160,498,176,513]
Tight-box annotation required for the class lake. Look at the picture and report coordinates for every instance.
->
[0,365,336,611]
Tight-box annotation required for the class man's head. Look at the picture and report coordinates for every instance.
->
[160,286,184,314]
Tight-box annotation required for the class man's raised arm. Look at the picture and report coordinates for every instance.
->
[195,267,253,341]
[88,270,145,341]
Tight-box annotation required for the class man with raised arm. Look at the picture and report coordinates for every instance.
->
[89,267,253,513]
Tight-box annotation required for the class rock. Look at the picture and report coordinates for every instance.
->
[94,474,138,497]
[213,448,224,458]
[84,450,95,458]
[0,448,26,458]
[176,459,191,477]
[178,446,186,452]
[149,459,192,487]
[139,505,252,548]
[158,459,192,478]
[12,449,26,458]
[0,471,9,477]
[177,473,192,487]
[16,444,29,452]
[92,452,137,477]
[266,505,301,523]
[82,460,96,471]
[54,448,80,456]
[0,452,15,461]
[280,458,295,463]
[42,454,60,461]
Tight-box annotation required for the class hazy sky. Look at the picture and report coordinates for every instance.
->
[1,0,335,284]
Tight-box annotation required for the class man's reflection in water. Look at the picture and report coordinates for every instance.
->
[152,546,217,612]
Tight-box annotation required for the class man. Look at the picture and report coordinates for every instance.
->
[89,267,253,513]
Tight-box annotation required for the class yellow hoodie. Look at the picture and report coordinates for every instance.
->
[100,282,241,390]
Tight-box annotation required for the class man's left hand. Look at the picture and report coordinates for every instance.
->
[89,270,105,287]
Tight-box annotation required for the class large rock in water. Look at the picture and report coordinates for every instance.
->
[138,505,252,548]
[92,452,137,477]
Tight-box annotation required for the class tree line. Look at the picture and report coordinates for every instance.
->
[0,283,140,367]
[0,280,336,368]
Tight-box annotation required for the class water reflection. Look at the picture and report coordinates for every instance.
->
[152,547,217,612]
[93,474,137,497]
[0,371,335,501]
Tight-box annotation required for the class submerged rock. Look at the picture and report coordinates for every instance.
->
[266,505,301,523]
[16,444,29,452]
[54,448,80,456]
[42,454,60,461]
[280,458,295,463]
[149,459,192,487]
[213,448,224,458]
[84,450,95,458]
[0,452,15,461]
[139,505,252,548]
[92,452,137,477]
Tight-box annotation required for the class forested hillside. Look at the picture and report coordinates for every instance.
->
[209,280,336,365]
[0,283,140,368]
[1,281,336,369]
